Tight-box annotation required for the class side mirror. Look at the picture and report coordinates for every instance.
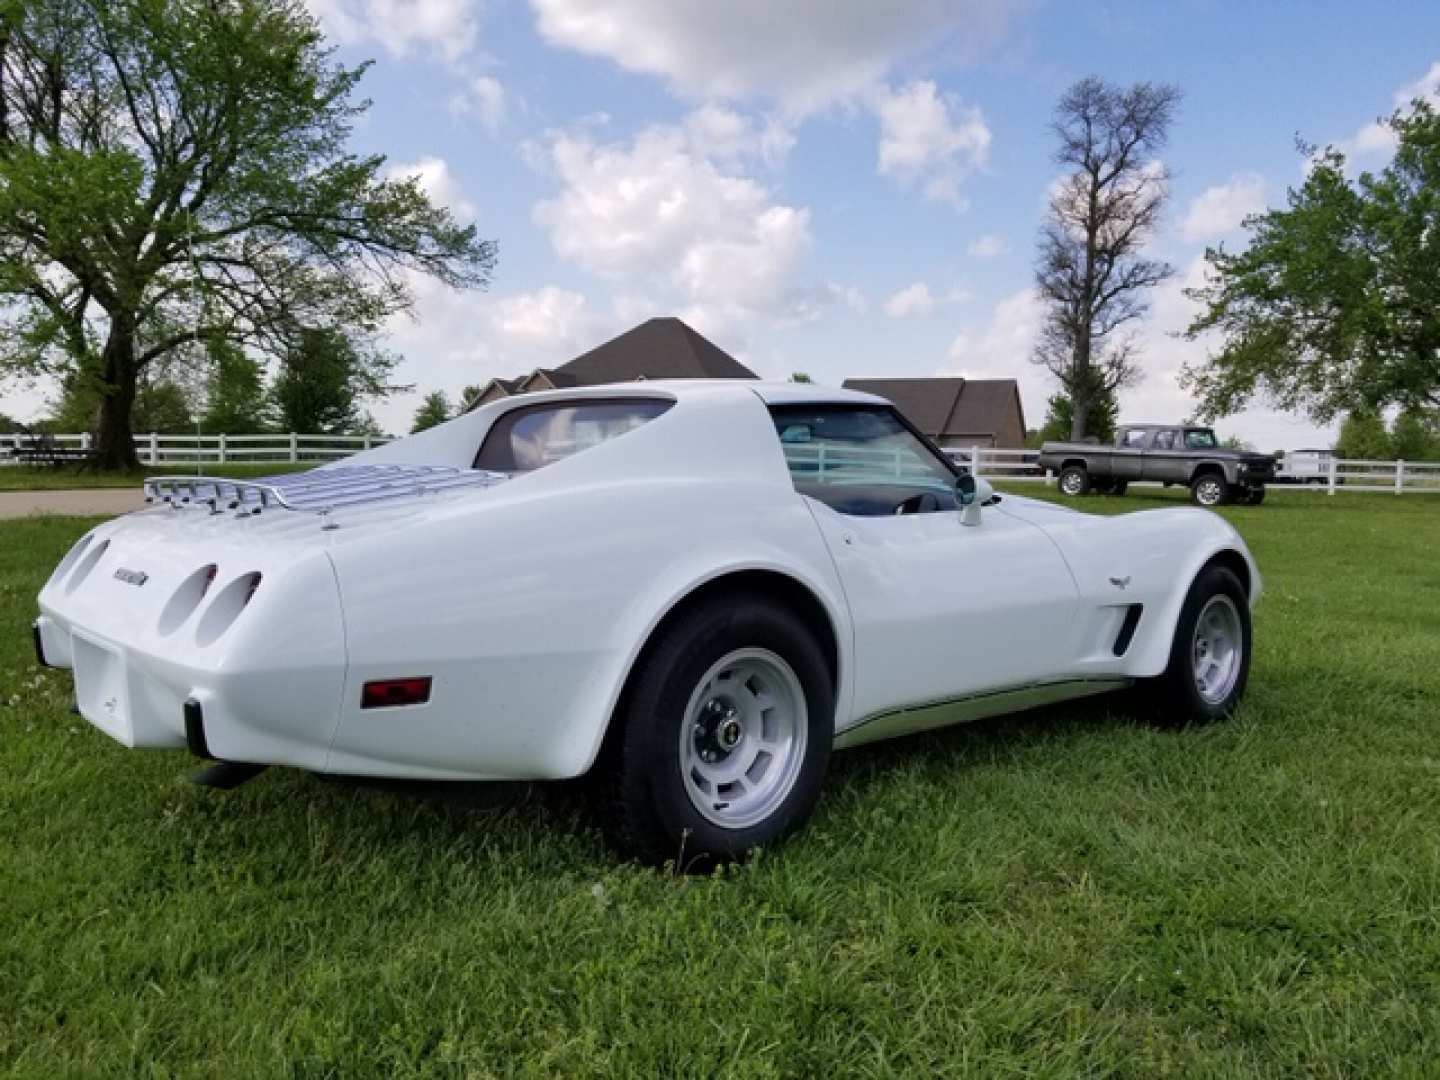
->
[955,473,977,506]
[955,474,989,527]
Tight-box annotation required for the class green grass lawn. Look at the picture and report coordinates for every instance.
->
[2,490,1438,1075]
[0,462,316,491]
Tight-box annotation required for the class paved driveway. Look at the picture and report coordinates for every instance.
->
[0,489,146,520]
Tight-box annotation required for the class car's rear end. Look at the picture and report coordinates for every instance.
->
[35,500,352,769]
[34,467,505,771]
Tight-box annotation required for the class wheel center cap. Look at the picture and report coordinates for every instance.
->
[718,718,743,749]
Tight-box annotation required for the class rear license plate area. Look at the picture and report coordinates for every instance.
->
[72,632,132,745]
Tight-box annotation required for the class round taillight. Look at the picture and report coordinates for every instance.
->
[158,564,219,636]
[195,571,262,647]
[52,533,93,582]
[64,538,110,593]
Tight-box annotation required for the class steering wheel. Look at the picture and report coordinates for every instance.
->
[892,491,942,515]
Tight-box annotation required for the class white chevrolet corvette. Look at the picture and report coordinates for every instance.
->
[35,381,1259,863]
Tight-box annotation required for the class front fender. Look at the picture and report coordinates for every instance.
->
[1024,506,1260,679]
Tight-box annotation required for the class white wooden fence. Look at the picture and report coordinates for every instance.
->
[2,432,1437,493]
[0,432,392,466]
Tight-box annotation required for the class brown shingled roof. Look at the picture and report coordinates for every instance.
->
[843,376,1027,447]
[558,317,757,383]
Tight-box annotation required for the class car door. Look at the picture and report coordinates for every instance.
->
[769,404,1081,726]
[1114,428,1150,480]
[1143,428,1181,481]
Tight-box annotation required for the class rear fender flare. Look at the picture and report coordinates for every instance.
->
[574,558,854,777]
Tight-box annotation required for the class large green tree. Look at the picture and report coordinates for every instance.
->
[1390,408,1439,461]
[1334,412,1392,461]
[201,341,267,433]
[0,0,495,468]
[410,390,451,433]
[269,327,395,434]
[1037,390,1119,445]
[1183,102,1440,421]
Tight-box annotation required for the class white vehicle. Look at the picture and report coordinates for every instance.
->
[1279,448,1333,485]
[34,381,1260,864]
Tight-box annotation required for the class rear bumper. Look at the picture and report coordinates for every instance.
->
[34,612,341,767]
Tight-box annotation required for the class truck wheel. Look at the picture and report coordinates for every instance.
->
[1058,465,1091,497]
[1244,487,1266,506]
[597,594,833,868]
[1143,564,1251,726]
[1109,481,1128,497]
[1190,474,1227,507]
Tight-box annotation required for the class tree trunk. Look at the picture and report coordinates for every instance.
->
[1069,336,1091,441]
[1068,396,1089,442]
[93,323,141,471]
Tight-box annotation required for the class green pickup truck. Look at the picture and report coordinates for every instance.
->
[1037,424,1276,506]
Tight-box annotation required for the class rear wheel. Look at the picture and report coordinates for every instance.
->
[1058,465,1091,497]
[1190,473,1228,507]
[597,595,833,867]
[1144,564,1251,726]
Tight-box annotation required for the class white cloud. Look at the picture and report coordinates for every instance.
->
[945,288,1046,421]
[883,280,971,318]
[967,233,1009,257]
[528,0,1021,115]
[450,75,506,135]
[1181,172,1267,243]
[386,156,477,223]
[873,80,990,207]
[684,104,795,168]
[530,117,812,328]
[489,287,592,350]
[885,282,936,318]
[307,0,481,63]
[1333,59,1440,161]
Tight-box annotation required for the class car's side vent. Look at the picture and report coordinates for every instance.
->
[1113,604,1143,656]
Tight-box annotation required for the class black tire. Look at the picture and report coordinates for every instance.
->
[1190,473,1228,507]
[1244,487,1266,506]
[1143,564,1251,726]
[597,594,833,868]
[1058,465,1091,497]
[1109,480,1128,497]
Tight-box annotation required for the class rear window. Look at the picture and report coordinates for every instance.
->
[473,398,672,473]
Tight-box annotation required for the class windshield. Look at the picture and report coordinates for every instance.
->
[1184,429,1219,449]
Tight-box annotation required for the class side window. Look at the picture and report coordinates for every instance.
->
[474,398,672,472]
[1122,429,1149,449]
[769,404,959,517]
[1153,429,1176,451]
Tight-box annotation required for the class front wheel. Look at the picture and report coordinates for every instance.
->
[597,595,833,867]
[1190,473,1228,507]
[1058,465,1091,497]
[1144,564,1251,726]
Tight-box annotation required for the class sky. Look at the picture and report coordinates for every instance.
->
[4,0,1439,449]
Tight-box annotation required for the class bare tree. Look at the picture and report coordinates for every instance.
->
[1033,77,1180,440]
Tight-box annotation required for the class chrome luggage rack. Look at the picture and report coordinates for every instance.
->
[144,464,508,515]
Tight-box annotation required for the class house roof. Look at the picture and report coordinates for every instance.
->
[559,317,757,383]
[465,318,757,412]
[841,376,1026,444]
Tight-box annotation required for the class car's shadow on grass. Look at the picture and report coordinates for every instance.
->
[228,690,1153,867]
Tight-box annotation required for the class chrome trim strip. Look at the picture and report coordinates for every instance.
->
[833,677,1132,750]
